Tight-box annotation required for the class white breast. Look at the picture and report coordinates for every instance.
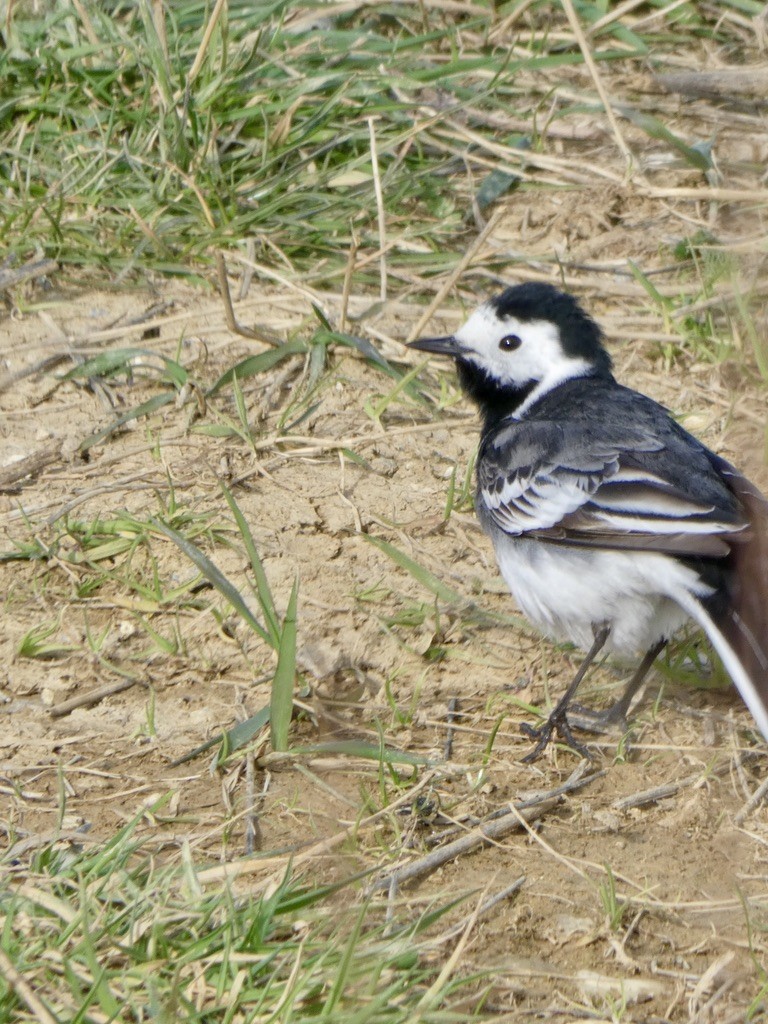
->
[490,533,713,656]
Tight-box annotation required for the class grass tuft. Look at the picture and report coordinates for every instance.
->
[0,816,462,1023]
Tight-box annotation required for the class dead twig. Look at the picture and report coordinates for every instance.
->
[0,441,65,492]
[559,0,635,171]
[0,258,58,293]
[435,876,526,943]
[443,697,459,761]
[425,763,606,847]
[50,675,145,718]
[367,117,387,303]
[416,882,494,1009]
[216,252,284,347]
[196,769,442,886]
[406,207,503,342]
[369,765,604,892]
[656,68,768,102]
[611,780,681,811]
[368,797,560,893]
[734,773,768,824]
[612,751,760,812]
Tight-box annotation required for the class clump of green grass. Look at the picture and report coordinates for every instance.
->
[1,0,468,280]
[0,813,467,1023]
[2,0,747,286]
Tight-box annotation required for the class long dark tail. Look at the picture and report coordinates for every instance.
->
[681,457,768,740]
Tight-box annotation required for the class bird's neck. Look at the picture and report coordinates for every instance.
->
[456,359,537,427]
[456,359,614,435]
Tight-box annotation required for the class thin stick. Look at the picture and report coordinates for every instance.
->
[0,258,58,293]
[377,769,599,896]
[641,186,768,201]
[229,252,326,307]
[368,117,387,303]
[612,752,758,812]
[197,770,441,885]
[216,253,284,347]
[339,233,358,334]
[425,763,604,847]
[505,801,592,883]
[588,0,650,34]
[656,68,768,100]
[611,780,681,811]
[406,207,503,342]
[734,774,768,825]
[50,676,143,718]
[0,441,64,492]
[443,697,459,761]
[368,798,560,892]
[436,876,526,943]
[416,883,492,1010]
[71,0,100,47]
[559,0,634,170]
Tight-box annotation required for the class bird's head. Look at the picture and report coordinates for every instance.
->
[408,282,612,415]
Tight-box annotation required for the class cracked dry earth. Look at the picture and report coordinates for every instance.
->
[1,267,768,1022]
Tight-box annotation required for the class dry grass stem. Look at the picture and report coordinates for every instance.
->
[559,0,634,170]
[216,253,284,347]
[49,676,145,718]
[406,208,504,342]
[368,117,387,303]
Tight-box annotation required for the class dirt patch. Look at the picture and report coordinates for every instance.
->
[1,257,767,1021]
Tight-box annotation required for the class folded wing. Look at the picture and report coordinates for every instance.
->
[478,419,744,558]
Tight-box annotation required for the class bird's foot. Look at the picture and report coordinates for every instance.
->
[567,701,628,735]
[520,709,592,763]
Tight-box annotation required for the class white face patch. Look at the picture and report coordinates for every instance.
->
[454,302,592,412]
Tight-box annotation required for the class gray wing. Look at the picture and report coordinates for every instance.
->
[478,419,747,557]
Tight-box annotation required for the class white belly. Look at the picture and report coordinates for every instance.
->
[490,534,712,656]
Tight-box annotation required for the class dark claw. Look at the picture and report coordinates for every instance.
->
[520,710,592,762]
[568,702,628,733]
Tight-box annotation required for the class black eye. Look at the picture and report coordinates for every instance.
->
[499,334,522,351]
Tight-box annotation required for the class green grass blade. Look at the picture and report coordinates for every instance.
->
[627,260,669,308]
[220,483,281,645]
[270,576,298,752]
[59,348,188,386]
[231,369,249,435]
[314,327,392,370]
[78,393,176,453]
[320,901,368,1018]
[290,740,431,766]
[207,339,308,396]
[366,360,429,423]
[217,704,272,764]
[619,107,712,171]
[150,519,272,645]
[363,535,466,606]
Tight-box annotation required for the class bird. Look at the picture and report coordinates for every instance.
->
[407,282,768,760]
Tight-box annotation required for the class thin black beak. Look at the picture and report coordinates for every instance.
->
[406,336,462,356]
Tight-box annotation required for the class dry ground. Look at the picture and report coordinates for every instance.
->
[3,70,768,1024]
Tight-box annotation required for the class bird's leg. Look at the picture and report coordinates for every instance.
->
[573,637,667,732]
[521,624,611,762]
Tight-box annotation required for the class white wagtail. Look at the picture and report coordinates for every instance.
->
[408,282,768,760]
